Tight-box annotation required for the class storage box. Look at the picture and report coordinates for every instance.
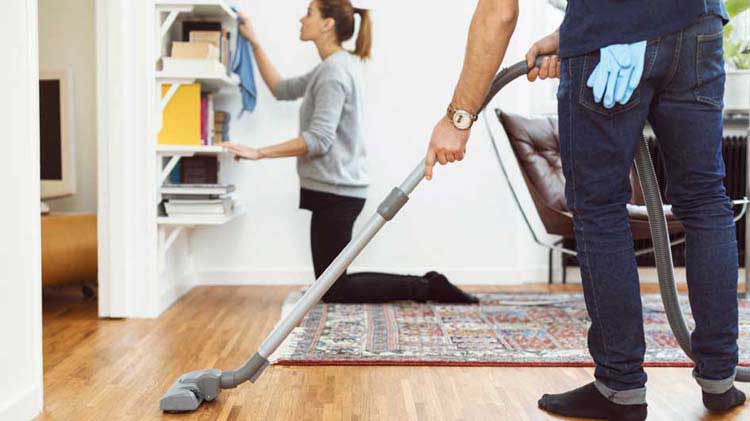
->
[189,30,222,49]
[171,41,220,60]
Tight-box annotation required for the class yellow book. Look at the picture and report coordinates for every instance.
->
[158,83,201,145]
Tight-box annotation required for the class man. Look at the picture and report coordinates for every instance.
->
[425,0,744,420]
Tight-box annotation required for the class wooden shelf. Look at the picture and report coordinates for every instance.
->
[157,144,227,156]
[157,206,245,226]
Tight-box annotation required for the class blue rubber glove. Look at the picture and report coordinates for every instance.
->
[587,41,646,108]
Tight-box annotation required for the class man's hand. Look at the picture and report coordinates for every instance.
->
[221,142,264,161]
[425,0,518,181]
[424,116,469,181]
[526,29,561,82]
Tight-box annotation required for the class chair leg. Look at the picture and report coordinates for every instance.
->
[548,247,554,285]
[555,238,568,285]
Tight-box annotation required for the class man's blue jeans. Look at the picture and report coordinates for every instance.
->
[558,14,739,404]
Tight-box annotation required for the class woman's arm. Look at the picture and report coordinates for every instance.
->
[238,12,282,95]
[223,80,345,161]
[238,11,312,100]
[221,138,308,161]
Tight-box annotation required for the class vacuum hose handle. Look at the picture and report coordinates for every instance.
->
[478,54,553,113]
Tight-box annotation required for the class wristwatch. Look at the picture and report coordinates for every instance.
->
[447,104,478,130]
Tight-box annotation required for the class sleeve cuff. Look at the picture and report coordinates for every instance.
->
[274,80,292,100]
[301,131,323,157]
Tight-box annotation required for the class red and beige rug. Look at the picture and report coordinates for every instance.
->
[270,292,750,367]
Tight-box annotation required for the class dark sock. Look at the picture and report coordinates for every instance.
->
[424,271,479,304]
[703,386,745,412]
[538,382,647,421]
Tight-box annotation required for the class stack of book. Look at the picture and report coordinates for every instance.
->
[213,111,230,144]
[161,184,239,219]
[199,97,230,145]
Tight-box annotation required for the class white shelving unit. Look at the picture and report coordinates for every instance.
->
[156,72,238,93]
[157,144,227,155]
[154,0,242,270]
[157,206,246,226]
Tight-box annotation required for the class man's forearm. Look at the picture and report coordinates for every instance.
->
[451,0,519,114]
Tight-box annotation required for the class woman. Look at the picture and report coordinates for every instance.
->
[223,0,477,304]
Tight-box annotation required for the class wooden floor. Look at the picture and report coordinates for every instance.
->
[38,284,749,421]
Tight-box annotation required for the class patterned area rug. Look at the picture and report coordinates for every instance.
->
[270,293,750,367]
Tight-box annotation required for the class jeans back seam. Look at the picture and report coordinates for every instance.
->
[644,40,661,81]
[661,29,684,92]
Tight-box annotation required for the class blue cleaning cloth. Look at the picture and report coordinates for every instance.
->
[232,13,257,116]
[587,41,646,109]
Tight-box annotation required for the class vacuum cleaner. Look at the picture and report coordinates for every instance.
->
[160,56,750,413]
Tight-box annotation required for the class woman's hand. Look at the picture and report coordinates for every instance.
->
[526,29,561,82]
[237,11,258,45]
[221,142,265,161]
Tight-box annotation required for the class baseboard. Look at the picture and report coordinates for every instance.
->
[196,266,551,286]
[0,384,42,420]
[158,272,196,315]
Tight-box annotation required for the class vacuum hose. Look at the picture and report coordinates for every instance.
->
[635,139,750,382]
[488,57,750,383]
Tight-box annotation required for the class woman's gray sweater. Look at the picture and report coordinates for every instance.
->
[275,50,368,198]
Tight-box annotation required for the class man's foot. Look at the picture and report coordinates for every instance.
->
[538,382,647,421]
[703,386,745,412]
[424,271,479,304]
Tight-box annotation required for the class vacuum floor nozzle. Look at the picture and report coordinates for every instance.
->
[160,369,222,413]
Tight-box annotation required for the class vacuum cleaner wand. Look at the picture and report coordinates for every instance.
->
[159,55,549,413]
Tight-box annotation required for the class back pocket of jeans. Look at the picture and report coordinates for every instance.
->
[695,29,725,108]
[578,53,641,117]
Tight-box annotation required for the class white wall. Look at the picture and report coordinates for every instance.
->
[193,0,563,285]
[0,0,44,418]
[96,0,162,318]
[38,0,97,213]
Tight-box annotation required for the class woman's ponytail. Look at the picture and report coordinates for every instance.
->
[353,8,372,61]
[319,0,372,61]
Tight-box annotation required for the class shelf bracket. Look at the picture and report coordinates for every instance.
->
[160,82,182,111]
[159,225,185,272]
[160,10,180,39]
[156,79,193,133]
[157,5,193,40]
[160,155,182,185]
[164,226,183,253]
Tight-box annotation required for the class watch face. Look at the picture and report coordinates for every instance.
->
[452,111,473,130]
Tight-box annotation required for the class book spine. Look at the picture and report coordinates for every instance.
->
[207,94,215,146]
[200,95,208,145]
